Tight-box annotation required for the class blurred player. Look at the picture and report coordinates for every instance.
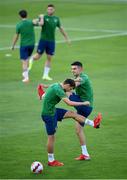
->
[69,61,99,160]
[12,10,36,82]
[28,4,70,80]
[39,79,102,166]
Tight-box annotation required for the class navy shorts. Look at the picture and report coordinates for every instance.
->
[37,39,55,55]
[41,108,67,135]
[20,45,34,60]
[69,93,93,118]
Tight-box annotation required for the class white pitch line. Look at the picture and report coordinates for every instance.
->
[65,28,127,33]
[0,24,126,34]
[0,32,127,51]
[58,31,127,42]
[0,25,15,28]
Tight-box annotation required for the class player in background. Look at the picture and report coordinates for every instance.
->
[28,4,70,81]
[39,79,102,166]
[69,61,97,160]
[12,10,36,82]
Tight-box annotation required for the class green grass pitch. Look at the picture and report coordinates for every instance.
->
[0,0,127,179]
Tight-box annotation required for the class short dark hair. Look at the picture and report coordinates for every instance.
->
[71,61,83,67]
[19,10,27,18]
[47,4,55,8]
[63,79,76,89]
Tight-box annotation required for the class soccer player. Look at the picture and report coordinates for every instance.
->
[11,10,36,82]
[69,61,97,160]
[28,4,70,80]
[40,79,102,166]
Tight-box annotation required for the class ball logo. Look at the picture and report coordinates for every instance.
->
[31,161,43,174]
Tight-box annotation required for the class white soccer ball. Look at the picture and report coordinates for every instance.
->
[31,161,43,174]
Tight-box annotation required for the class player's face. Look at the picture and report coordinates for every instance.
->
[71,65,82,76]
[64,84,74,92]
[47,7,55,16]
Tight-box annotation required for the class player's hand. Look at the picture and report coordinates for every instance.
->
[39,84,49,88]
[75,77,82,82]
[39,14,44,18]
[38,14,44,26]
[83,101,90,106]
[66,38,71,45]
[33,18,39,25]
[42,84,49,88]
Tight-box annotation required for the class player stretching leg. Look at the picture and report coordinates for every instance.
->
[70,61,101,160]
[38,79,102,166]
[28,4,70,80]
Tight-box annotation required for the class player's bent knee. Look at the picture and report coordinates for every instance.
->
[47,55,52,61]
[64,110,76,119]
[75,123,82,135]
[48,135,55,141]
[34,53,41,60]
[76,128,80,135]
[69,111,77,118]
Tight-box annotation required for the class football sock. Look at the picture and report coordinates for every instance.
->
[85,119,94,127]
[22,69,29,79]
[43,66,50,77]
[28,56,34,71]
[48,153,55,162]
[81,145,89,156]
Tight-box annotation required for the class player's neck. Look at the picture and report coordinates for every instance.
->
[47,13,54,16]
[22,18,27,21]
[75,74,80,78]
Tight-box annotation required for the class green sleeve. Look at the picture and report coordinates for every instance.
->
[57,17,61,28]
[80,78,85,85]
[56,88,66,99]
[79,76,87,85]
[16,24,20,34]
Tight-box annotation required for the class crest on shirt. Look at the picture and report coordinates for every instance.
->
[54,19,58,23]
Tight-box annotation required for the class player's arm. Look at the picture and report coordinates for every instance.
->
[33,14,44,26]
[74,77,83,87]
[59,26,71,44]
[41,84,49,88]
[62,97,90,106]
[75,81,81,87]
[11,33,19,50]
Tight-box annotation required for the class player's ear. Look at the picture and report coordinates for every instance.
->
[80,67,83,71]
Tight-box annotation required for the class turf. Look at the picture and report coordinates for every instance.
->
[0,0,127,179]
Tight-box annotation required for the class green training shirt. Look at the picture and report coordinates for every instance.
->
[41,83,66,116]
[75,73,93,106]
[40,15,61,41]
[16,19,35,46]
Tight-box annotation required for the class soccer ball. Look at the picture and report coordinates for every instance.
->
[31,161,43,174]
